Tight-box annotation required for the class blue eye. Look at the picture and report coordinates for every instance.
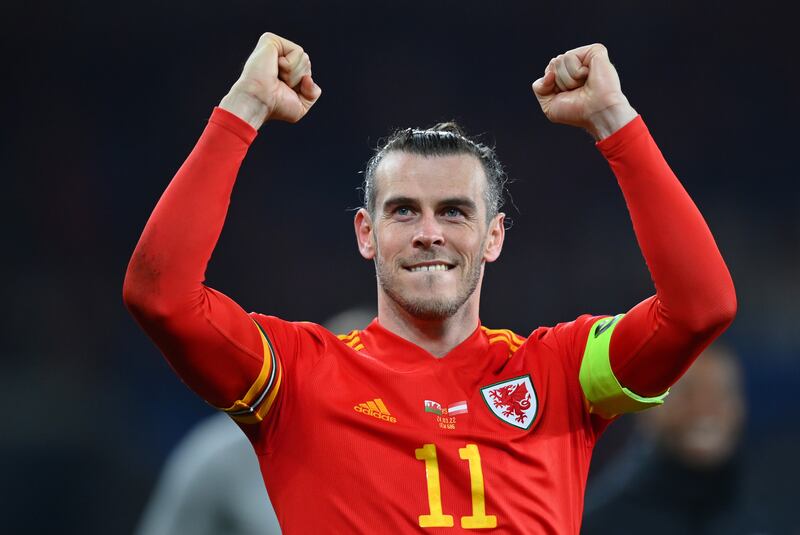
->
[444,207,463,217]
[396,207,411,216]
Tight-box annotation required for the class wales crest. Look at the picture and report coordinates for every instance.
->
[480,375,538,430]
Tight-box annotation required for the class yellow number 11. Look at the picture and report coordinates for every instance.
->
[414,443,497,529]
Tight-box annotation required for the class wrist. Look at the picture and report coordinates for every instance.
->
[586,100,638,141]
[219,82,270,130]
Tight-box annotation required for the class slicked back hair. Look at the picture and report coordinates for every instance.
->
[363,122,508,222]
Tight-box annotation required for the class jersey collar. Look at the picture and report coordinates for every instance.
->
[357,318,490,372]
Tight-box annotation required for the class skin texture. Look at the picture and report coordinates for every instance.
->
[353,152,505,356]
[532,44,637,140]
[219,33,321,129]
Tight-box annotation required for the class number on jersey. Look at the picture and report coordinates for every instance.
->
[415,443,497,529]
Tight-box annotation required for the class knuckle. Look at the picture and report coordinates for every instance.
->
[259,33,280,51]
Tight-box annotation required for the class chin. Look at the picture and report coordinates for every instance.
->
[394,295,464,320]
[404,305,460,321]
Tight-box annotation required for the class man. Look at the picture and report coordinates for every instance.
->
[123,33,736,533]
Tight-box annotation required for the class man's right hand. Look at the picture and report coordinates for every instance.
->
[219,33,322,130]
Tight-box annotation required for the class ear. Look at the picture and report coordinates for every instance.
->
[483,212,505,263]
[354,208,376,260]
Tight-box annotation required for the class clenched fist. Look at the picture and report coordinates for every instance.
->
[220,33,322,129]
[532,44,637,140]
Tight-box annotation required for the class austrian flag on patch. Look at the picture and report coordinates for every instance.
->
[480,375,538,430]
[447,400,468,415]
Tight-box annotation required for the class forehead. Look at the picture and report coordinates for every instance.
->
[373,151,487,209]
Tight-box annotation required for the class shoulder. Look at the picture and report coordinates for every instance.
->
[248,313,367,365]
[336,328,367,351]
[249,313,332,348]
[551,313,606,337]
[478,315,608,359]
[481,326,527,351]
[516,314,614,376]
[522,314,608,350]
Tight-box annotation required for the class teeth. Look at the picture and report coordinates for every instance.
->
[410,264,450,273]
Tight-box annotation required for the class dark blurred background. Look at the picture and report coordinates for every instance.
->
[3,0,797,532]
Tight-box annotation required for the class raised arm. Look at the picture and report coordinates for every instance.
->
[532,44,736,402]
[122,33,321,409]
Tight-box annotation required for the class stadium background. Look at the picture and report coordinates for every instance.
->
[3,0,797,532]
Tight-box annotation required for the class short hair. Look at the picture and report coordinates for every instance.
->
[362,122,508,221]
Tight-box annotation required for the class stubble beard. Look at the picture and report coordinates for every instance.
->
[375,252,484,321]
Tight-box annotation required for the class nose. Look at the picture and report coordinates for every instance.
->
[412,212,445,249]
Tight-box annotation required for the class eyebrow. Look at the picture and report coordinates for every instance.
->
[381,196,478,212]
[438,197,478,212]
[382,196,418,211]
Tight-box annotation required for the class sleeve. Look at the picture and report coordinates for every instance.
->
[552,314,667,421]
[578,314,667,419]
[221,314,327,428]
[219,317,283,424]
[575,116,736,416]
[123,108,288,419]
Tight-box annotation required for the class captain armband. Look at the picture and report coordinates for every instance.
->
[219,319,283,425]
[578,314,668,419]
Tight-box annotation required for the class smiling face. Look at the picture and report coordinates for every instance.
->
[355,151,505,321]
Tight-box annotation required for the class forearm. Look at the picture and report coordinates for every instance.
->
[599,117,737,395]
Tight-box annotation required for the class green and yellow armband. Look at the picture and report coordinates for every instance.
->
[578,315,668,419]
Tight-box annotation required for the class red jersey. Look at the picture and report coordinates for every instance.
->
[123,108,736,534]
[239,314,606,533]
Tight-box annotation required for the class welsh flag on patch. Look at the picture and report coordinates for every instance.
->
[424,400,442,415]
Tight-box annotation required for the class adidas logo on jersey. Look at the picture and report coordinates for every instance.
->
[354,398,397,423]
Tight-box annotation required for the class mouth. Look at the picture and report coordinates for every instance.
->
[403,261,455,273]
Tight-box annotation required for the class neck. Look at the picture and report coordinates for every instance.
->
[376,290,481,358]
